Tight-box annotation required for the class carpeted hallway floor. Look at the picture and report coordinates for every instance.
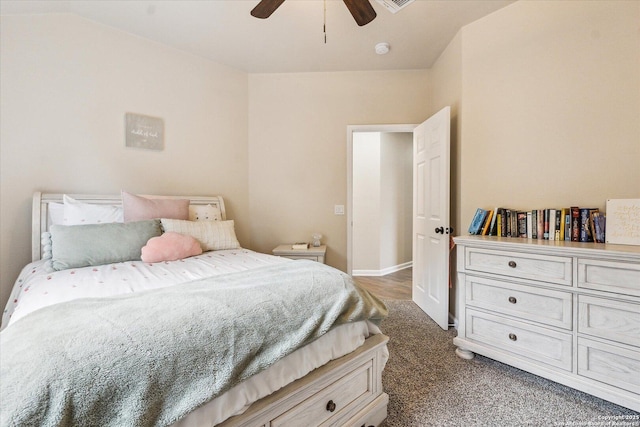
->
[379,299,639,427]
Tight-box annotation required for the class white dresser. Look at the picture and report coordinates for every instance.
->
[453,236,640,412]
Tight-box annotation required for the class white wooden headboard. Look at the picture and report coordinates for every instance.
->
[32,192,227,262]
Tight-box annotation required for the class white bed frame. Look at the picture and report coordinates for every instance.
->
[31,192,389,427]
[32,192,226,261]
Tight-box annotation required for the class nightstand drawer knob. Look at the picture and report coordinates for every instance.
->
[508,261,517,268]
[326,400,336,412]
[508,296,517,304]
[508,333,518,341]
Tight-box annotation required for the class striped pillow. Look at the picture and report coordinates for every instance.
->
[160,219,240,251]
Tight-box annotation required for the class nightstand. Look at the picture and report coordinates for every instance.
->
[272,244,327,264]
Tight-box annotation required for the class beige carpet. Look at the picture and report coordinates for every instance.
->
[379,299,638,427]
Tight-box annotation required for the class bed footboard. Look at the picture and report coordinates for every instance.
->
[218,333,389,427]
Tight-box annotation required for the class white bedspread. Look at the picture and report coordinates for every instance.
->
[1,252,388,426]
[2,248,286,329]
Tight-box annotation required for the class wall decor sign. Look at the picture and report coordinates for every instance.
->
[606,198,640,246]
[125,113,164,150]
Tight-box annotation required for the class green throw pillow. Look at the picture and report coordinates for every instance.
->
[48,220,162,271]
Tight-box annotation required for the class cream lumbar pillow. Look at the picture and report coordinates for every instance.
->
[160,219,240,251]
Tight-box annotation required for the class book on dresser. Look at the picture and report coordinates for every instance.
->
[537,209,544,240]
[571,207,581,241]
[579,208,599,242]
[480,210,494,235]
[548,209,556,241]
[517,211,527,238]
[488,208,499,236]
[468,208,488,235]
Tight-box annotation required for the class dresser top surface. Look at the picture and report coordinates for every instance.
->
[454,235,640,259]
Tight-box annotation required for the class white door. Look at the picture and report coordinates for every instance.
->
[412,106,451,330]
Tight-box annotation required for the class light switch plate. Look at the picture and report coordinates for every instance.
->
[334,205,345,215]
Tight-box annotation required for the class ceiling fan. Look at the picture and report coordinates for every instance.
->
[251,0,377,26]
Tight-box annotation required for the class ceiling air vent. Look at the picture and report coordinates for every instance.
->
[375,0,415,14]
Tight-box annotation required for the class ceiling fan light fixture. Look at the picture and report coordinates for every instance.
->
[375,42,390,55]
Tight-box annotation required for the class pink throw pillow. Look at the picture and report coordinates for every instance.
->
[122,191,189,222]
[141,232,203,263]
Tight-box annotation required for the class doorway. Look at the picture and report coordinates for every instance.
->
[347,124,416,276]
[347,108,452,330]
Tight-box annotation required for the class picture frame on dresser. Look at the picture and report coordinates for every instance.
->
[452,235,640,413]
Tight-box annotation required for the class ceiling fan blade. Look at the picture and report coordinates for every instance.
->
[251,0,286,19]
[343,0,377,26]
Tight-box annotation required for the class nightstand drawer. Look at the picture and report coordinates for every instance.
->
[271,360,373,427]
[466,309,572,371]
[465,247,572,286]
[578,337,640,394]
[578,295,640,347]
[578,258,640,297]
[465,276,572,330]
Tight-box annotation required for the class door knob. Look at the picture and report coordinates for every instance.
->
[435,227,444,234]
[446,227,454,234]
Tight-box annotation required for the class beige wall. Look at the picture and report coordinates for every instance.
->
[426,0,640,320]
[2,1,638,315]
[0,14,431,309]
[458,0,640,230]
[379,132,413,270]
[428,31,462,233]
[352,132,413,274]
[0,14,250,308]
[247,71,430,271]
[353,132,382,272]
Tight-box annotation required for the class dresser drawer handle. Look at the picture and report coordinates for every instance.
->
[508,261,517,268]
[326,400,337,412]
[508,333,517,341]
[508,296,517,304]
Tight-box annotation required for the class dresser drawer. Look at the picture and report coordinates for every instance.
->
[578,295,640,347]
[465,248,572,286]
[578,258,640,297]
[465,276,572,330]
[271,360,373,427]
[465,309,572,371]
[578,337,640,395]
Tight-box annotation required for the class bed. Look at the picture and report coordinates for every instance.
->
[0,192,389,427]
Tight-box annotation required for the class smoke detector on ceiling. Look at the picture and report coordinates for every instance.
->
[375,42,390,55]
[375,0,415,14]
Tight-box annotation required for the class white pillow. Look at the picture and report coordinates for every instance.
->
[188,204,222,221]
[160,219,240,251]
[48,203,65,225]
[63,195,123,225]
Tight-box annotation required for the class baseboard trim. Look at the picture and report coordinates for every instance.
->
[352,262,412,277]
[448,312,458,329]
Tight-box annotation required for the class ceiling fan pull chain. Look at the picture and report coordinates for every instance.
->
[324,0,327,44]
